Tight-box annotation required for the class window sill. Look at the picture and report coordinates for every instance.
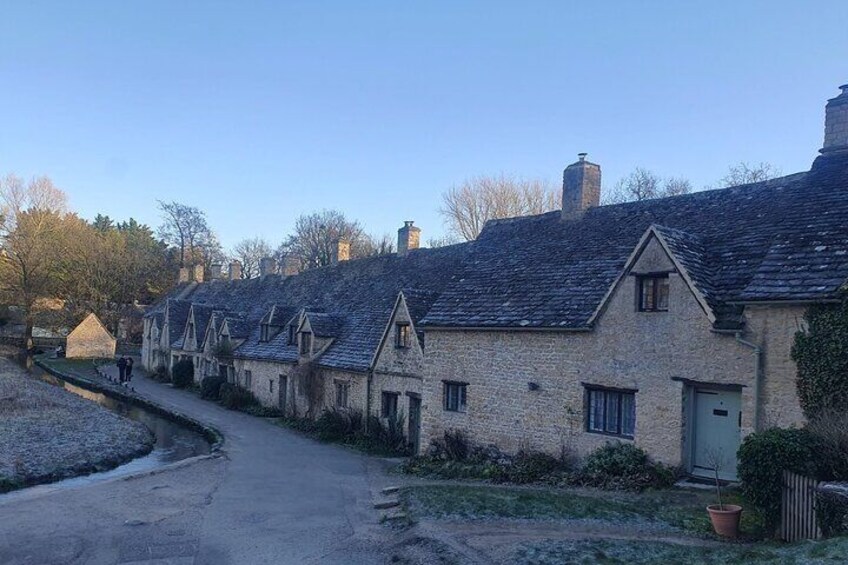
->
[586,429,634,440]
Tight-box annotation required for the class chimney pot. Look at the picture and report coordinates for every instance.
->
[397,221,421,257]
[561,155,601,221]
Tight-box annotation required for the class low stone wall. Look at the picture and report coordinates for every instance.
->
[0,358,154,492]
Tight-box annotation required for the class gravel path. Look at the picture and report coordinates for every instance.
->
[0,357,154,490]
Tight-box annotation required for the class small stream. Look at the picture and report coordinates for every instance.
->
[3,363,211,499]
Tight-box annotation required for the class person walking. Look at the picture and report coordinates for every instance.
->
[117,356,127,383]
[125,357,134,388]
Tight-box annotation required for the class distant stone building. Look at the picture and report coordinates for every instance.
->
[66,313,116,359]
[142,83,848,481]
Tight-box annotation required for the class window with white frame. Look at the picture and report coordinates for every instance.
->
[243,370,252,389]
[585,386,636,438]
[443,381,467,412]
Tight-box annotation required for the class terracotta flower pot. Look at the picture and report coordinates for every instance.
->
[707,504,743,538]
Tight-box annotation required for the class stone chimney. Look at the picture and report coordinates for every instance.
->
[259,257,277,278]
[178,267,190,283]
[192,264,205,282]
[562,153,601,221]
[209,263,223,280]
[397,221,421,257]
[331,239,350,265]
[280,254,300,277]
[228,261,242,281]
[822,84,848,155]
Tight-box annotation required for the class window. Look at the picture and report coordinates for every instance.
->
[395,323,411,348]
[443,381,467,412]
[243,370,252,389]
[269,378,274,394]
[638,274,670,312]
[260,324,269,343]
[335,381,349,408]
[288,324,297,345]
[586,386,636,437]
[299,332,312,356]
[381,391,399,418]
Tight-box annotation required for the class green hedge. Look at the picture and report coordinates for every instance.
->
[200,376,226,400]
[792,300,848,418]
[171,359,194,389]
[737,427,822,532]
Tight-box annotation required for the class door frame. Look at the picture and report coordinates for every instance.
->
[406,392,422,455]
[686,383,743,481]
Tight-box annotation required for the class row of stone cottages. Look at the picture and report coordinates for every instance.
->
[143,84,848,480]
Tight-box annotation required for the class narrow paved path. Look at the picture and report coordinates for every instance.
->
[0,365,398,564]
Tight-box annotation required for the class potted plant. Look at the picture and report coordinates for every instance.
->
[705,448,743,538]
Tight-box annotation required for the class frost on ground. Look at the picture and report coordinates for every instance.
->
[0,357,154,490]
[512,537,848,565]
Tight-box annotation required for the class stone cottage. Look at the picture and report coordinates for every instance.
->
[143,84,848,480]
[66,313,116,359]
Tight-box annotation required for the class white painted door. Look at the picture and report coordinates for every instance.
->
[692,388,742,481]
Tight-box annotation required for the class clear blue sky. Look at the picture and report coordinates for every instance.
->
[2,1,847,249]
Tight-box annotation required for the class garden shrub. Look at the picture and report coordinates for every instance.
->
[219,382,259,410]
[200,376,226,400]
[170,359,194,389]
[315,409,363,442]
[152,365,170,383]
[737,427,823,532]
[816,487,848,538]
[806,409,848,481]
[792,300,848,419]
[577,442,677,491]
[364,414,410,456]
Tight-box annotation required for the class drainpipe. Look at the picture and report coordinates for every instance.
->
[365,368,374,434]
[735,332,762,432]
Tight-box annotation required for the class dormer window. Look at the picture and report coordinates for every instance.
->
[638,274,669,312]
[299,332,312,356]
[288,323,297,345]
[260,324,270,343]
[395,323,411,349]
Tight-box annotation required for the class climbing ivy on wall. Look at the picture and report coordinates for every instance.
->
[791,297,848,419]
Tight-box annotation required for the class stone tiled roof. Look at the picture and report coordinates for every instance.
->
[233,244,470,371]
[422,154,848,329]
[167,299,192,345]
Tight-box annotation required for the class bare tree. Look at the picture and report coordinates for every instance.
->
[231,237,274,279]
[156,200,217,267]
[0,175,72,347]
[0,174,67,234]
[280,210,370,270]
[440,174,559,241]
[359,233,395,257]
[604,168,693,204]
[426,234,461,248]
[718,162,780,187]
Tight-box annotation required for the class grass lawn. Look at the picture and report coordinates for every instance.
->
[401,484,765,538]
[402,485,848,564]
[513,537,848,564]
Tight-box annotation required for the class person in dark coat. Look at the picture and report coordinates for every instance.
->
[117,356,127,383]
[125,357,134,386]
